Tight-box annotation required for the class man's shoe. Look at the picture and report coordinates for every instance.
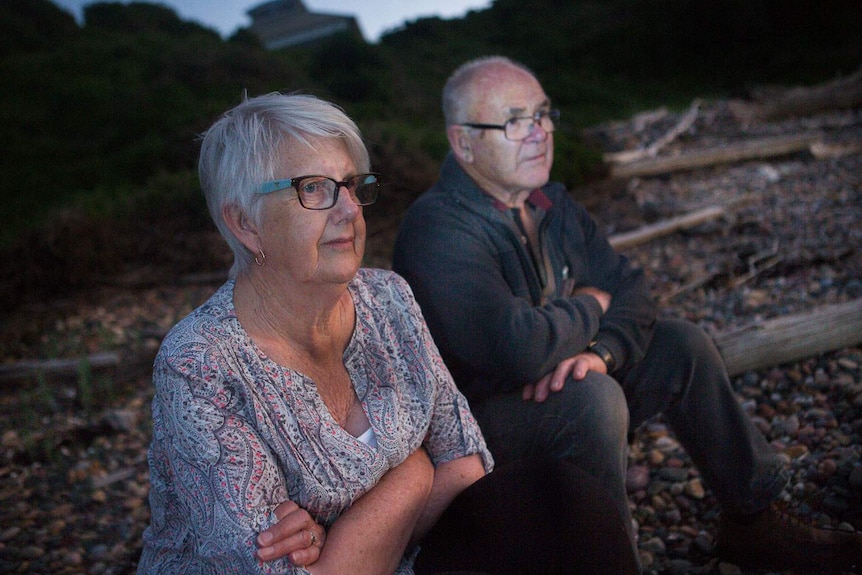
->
[716,503,862,574]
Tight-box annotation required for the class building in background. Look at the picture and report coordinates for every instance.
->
[247,0,362,50]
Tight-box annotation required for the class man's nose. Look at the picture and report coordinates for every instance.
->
[525,120,549,142]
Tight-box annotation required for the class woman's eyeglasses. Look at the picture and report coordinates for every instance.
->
[258,173,380,210]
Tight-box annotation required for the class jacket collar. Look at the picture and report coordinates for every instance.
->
[489,189,553,212]
[440,152,554,211]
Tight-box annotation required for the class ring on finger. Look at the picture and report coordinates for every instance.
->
[308,529,317,547]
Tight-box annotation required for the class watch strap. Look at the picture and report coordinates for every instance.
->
[588,340,616,372]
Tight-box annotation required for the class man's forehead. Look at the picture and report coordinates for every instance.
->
[503,98,550,116]
[476,92,550,119]
[472,66,548,115]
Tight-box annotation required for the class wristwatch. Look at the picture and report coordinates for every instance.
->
[588,340,616,372]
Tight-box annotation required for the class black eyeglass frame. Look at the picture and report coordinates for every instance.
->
[257,172,380,210]
[459,109,560,141]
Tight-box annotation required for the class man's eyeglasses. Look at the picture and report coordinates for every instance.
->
[257,173,380,210]
[459,109,560,141]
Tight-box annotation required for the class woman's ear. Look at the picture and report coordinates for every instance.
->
[447,126,473,163]
[223,204,261,254]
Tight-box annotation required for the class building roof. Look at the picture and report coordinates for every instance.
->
[247,0,362,49]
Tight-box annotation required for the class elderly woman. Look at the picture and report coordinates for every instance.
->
[137,93,637,575]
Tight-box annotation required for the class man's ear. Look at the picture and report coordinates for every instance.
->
[222,204,261,254]
[447,126,473,163]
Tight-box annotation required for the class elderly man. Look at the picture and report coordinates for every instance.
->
[392,55,861,573]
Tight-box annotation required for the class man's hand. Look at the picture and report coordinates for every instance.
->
[256,500,326,566]
[521,285,614,401]
[572,286,612,313]
[522,352,608,403]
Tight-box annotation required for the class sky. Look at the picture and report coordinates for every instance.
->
[50,0,493,43]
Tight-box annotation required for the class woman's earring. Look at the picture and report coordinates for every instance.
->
[254,248,266,266]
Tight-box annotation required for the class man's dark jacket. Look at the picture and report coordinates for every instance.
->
[392,153,657,403]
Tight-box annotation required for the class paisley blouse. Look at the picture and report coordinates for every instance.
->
[138,268,493,574]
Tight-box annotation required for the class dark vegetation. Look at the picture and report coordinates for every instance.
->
[1,0,860,312]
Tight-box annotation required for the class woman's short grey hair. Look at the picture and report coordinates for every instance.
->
[442,56,537,127]
[198,92,370,277]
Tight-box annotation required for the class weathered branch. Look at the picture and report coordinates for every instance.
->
[729,240,782,289]
[810,140,862,160]
[730,69,862,122]
[91,456,148,489]
[659,272,718,304]
[604,99,702,165]
[0,345,158,385]
[714,299,862,376]
[0,351,119,383]
[608,132,823,179]
[631,107,669,133]
[608,205,726,250]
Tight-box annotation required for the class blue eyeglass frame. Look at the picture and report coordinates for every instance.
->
[257,173,380,209]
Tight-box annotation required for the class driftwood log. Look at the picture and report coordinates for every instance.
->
[729,68,862,123]
[714,299,862,377]
[0,347,157,385]
[609,132,823,179]
[603,99,702,165]
[0,351,120,382]
[603,71,862,179]
[608,205,726,250]
[810,140,862,160]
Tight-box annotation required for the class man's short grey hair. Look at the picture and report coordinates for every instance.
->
[198,92,370,277]
[442,56,537,127]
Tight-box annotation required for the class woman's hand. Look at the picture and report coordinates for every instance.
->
[256,500,326,567]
